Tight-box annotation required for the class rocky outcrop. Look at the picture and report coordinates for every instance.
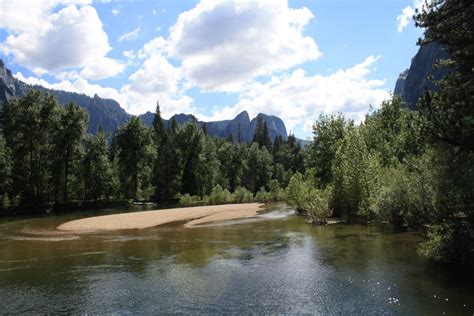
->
[394,42,449,109]
[140,110,288,143]
[0,59,17,102]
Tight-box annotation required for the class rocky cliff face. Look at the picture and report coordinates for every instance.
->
[0,60,18,102]
[394,42,449,109]
[140,110,288,143]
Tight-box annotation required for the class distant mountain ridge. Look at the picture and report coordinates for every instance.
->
[394,42,449,109]
[140,110,288,143]
[0,59,291,143]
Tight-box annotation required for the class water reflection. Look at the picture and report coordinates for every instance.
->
[0,203,473,314]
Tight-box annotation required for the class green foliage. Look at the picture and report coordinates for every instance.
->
[419,223,474,266]
[252,115,272,150]
[268,179,283,201]
[83,130,116,201]
[232,186,254,203]
[179,193,201,207]
[285,172,306,212]
[305,113,349,185]
[2,91,61,208]
[197,137,221,197]
[0,91,308,213]
[114,116,153,201]
[208,185,232,205]
[175,122,204,196]
[415,0,474,152]
[411,0,474,265]
[53,102,88,205]
[285,172,332,222]
[245,143,272,193]
[273,134,304,186]
[0,131,11,206]
[255,187,272,203]
[331,127,382,221]
[217,142,247,192]
[363,96,424,166]
[372,151,439,227]
[304,187,332,224]
[152,105,181,202]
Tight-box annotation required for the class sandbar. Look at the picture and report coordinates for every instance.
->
[57,203,264,232]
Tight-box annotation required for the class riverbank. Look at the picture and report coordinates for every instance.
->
[57,203,264,231]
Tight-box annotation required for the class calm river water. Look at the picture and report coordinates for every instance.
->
[0,203,473,315]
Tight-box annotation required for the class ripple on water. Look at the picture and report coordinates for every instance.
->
[100,236,162,243]
[8,235,80,242]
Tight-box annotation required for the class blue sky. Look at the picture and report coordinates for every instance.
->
[0,0,423,138]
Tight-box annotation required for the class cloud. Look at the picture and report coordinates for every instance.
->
[14,32,194,118]
[397,6,415,32]
[167,0,320,92]
[119,37,194,116]
[0,0,91,33]
[15,67,194,119]
[397,0,431,32]
[0,2,123,80]
[197,56,390,131]
[15,72,126,105]
[112,7,120,15]
[118,27,140,42]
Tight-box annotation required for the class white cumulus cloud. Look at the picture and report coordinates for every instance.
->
[198,56,390,132]
[167,0,320,92]
[0,1,124,80]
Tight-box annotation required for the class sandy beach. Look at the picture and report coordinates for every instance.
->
[57,203,264,231]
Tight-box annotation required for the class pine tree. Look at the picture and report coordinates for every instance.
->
[252,115,271,150]
[114,116,153,200]
[53,102,88,205]
[415,0,474,151]
[152,102,165,145]
[176,123,203,195]
[2,91,61,208]
[83,130,116,202]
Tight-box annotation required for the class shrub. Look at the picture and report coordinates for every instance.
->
[303,187,332,224]
[285,173,332,222]
[285,173,307,212]
[179,194,201,206]
[268,179,283,201]
[419,222,474,266]
[371,152,439,227]
[232,186,254,203]
[209,185,232,205]
[255,187,272,203]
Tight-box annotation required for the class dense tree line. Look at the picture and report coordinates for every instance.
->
[287,0,473,266]
[0,97,303,211]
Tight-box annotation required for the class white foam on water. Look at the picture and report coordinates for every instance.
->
[258,209,296,219]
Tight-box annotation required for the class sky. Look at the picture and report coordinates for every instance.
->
[0,0,425,139]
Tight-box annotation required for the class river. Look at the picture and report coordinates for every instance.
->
[0,203,473,314]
